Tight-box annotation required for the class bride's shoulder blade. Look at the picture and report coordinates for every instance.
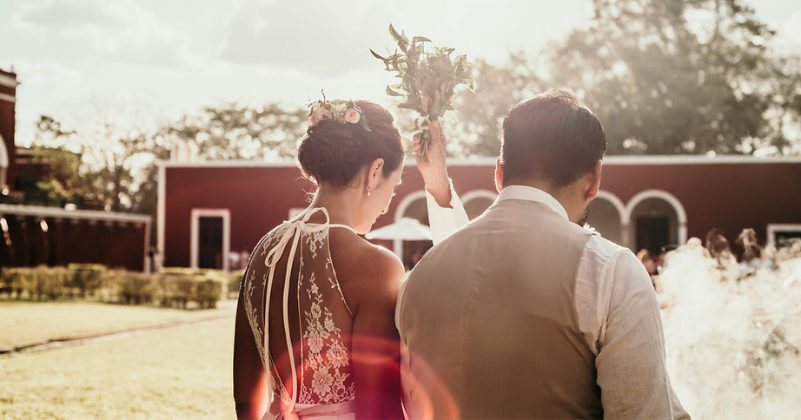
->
[329,231,405,308]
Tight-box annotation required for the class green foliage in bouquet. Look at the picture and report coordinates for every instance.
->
[371,24,475,158]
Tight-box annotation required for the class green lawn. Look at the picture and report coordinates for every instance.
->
[0,316,238,419]
[0,300,236,350]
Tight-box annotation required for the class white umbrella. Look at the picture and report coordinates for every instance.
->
[365,217,433,241]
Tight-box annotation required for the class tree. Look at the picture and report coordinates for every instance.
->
[30,146,82,204]
[449,0,801,157]
[165,102,308,160]
[450,56,547,157]
[546,0,801,155]
[28,102,309,246]
[30,114,166,212]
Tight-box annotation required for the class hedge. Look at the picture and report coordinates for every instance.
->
[0,266,235,310]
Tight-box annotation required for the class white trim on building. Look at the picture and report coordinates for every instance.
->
[624,189,688,247]
[0,134,7,189]
[157,155,801,170]
[190,208,231,271]
[0,93,14,104]
[592,190,628,246]
[0,204,151,223]
[766,224,801,248]
[603,155,801,165]
[0,73,18,89]
[392,189,428,256]
[160,160,299,168]
[595,190,626,220]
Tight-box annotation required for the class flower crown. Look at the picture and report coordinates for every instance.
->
[308,95,371,132]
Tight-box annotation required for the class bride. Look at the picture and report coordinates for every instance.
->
[233,99,466,419]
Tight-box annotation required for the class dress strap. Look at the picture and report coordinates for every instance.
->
[263,207,331,414]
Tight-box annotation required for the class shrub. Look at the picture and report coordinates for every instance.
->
[1,265,225,310]
[227,269,245,298]
[36,267,71,300]
[1,266,70,300]
[68,264,106,298]
[157,272,195,309]
[117,271,155,305]
[1,268,27,298]
[195,279,222,309]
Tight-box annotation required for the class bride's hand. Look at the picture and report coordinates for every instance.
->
[414,120,452,208]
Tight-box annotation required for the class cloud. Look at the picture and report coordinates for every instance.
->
[0,59,83,87]
[14,0,123,33]
[776,11,801,52]
[13,0,196,69]
[218,0,395,76]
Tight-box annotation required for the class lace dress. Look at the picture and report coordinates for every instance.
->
[243,208,357,420]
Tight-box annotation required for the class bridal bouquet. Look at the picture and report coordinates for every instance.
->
[371,25,474,159]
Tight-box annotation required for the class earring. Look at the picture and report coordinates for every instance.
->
[367,187,372,197]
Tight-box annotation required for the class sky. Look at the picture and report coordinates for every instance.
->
[1,0,800,147]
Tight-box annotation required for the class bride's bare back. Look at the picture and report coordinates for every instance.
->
[234,208,404,419]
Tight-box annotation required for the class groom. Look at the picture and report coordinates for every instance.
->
[397,90,689,419]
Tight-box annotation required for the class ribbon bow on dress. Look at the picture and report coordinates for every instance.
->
[262,207,331,416]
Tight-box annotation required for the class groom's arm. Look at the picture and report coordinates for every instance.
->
[594,250,690,420]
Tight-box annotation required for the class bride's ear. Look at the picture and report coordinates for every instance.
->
[365,158,385,190]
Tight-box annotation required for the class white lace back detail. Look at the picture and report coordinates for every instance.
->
[243,208,355,413]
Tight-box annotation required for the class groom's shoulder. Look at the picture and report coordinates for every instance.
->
[584,233,638,265]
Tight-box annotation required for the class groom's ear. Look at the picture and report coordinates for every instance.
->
[495,158,504,193]
[583,160,602,202]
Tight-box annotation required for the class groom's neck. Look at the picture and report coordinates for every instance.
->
[502,179,583,224]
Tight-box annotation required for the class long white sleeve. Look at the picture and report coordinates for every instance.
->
[425,179,469,245]
[576,236,690,419]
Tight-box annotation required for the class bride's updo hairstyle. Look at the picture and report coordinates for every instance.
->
[297,100,403,188]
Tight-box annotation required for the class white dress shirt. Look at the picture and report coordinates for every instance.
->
[401,184,689,419]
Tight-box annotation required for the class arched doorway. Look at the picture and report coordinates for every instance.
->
[461,190,497,221]
[625,190,687,256]
[586,191,625,246]
[392,191,432,269]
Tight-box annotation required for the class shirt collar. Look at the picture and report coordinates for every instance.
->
[496,185,570,221]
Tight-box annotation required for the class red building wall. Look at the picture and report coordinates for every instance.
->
[161,158,801,268]
[600,160,801,243]
[0,213,149,271]
[162,165,314,268]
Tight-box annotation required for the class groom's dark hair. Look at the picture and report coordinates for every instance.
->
[501,89,606,189]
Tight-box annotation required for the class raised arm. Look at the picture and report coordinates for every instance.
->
[596,250,690,419]
[415,120,469,245]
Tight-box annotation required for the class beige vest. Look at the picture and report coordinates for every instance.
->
[398,199,601,419]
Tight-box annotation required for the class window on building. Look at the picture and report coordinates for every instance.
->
[767,224,801,248]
